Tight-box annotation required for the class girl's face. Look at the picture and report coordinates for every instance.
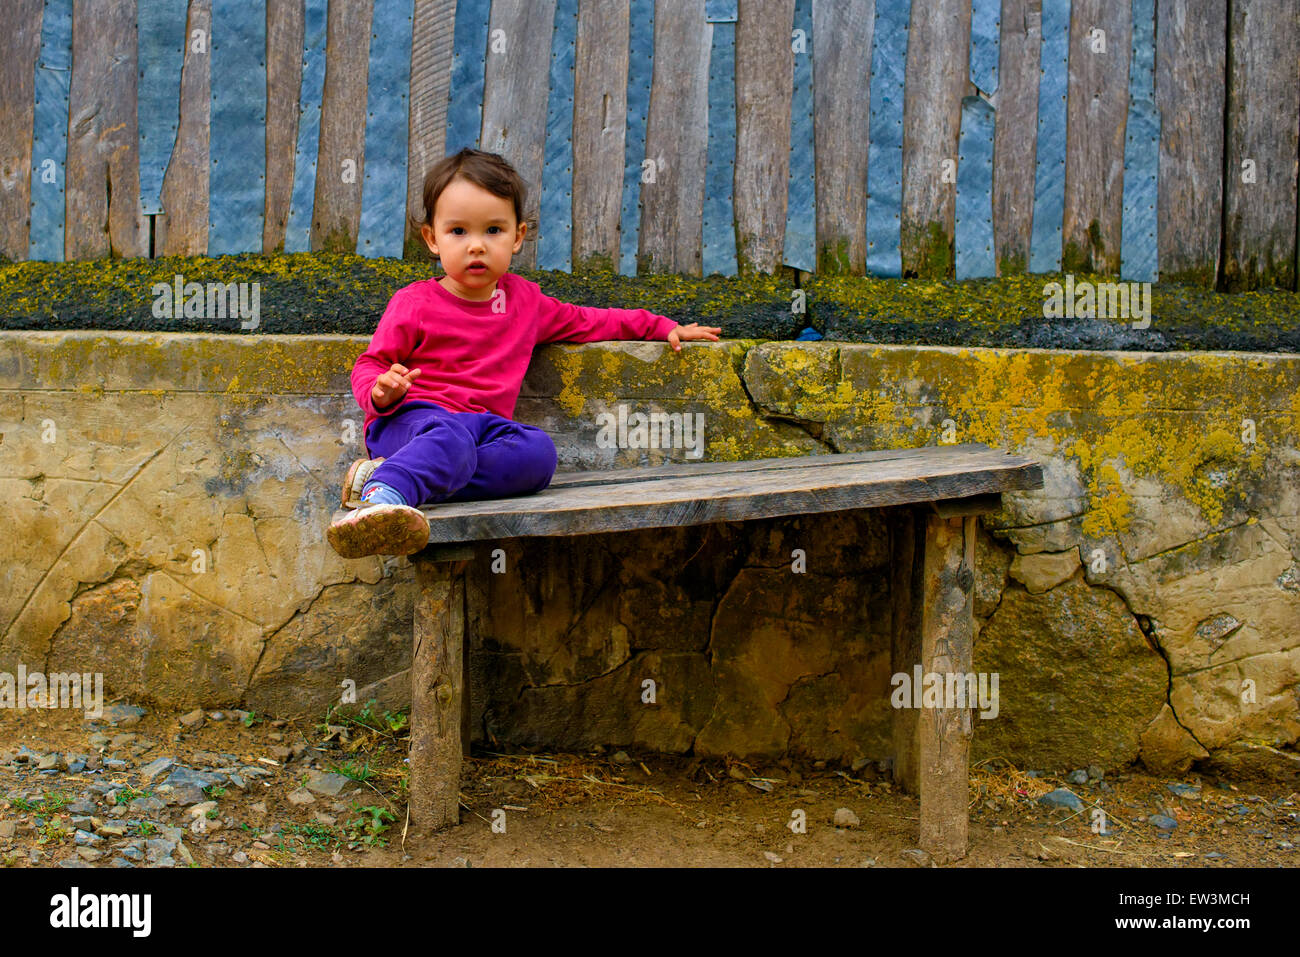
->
[422,177,526,301]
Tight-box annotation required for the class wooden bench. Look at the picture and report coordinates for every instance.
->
[331,442,1043,862]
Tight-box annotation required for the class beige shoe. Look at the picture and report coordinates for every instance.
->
[327,503,429,559]
[342,457,386,509]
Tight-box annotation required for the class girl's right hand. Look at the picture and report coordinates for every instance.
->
[372,363,422,409]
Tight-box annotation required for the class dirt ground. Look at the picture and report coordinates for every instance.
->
[1,701,1296,869]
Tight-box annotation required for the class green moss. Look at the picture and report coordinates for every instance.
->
[817,237,854,276]
[901,221,952,278]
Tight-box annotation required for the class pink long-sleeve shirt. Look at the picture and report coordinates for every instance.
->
[350,271,678,444]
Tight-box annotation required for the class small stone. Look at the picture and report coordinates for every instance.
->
[207,843,230,858]
[304,771,352,797]
[833,807,860,828]
[1148,814,1178,830]
[611,751,632,765]
[37,753,64,771]
[762,851,783,863]
[76,847,105,862]
[189,818,222,835]
[0,822,16,839]
[1086,764,1105,781]
[207,711,225,722]
[226,773,246,790]
[727,766,748,781]
[130,795,166,813]
[188,801,218,819]
[249,802,267,816]
[109,858,135,868]
[311,812,337,827]
[95,824,126,838]
[143,838,177,863]
[1067,769,1089,785]
[175,842,194,864]
[287,788,316,806]
[139,757,176,783]
[100,704,147,726]
[1037,788,1085,811]
[1167,782,1201,798]
[162,766,224,790]
[178,709,205,730]
[109,733,137,749]
[120,845,144,862]
[88,732,112,748]
[74,829,103,846]
[65,757,86,774]
[231,851,248,863]
[900,848,934,868]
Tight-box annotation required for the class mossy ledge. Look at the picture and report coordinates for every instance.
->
[2,253,1297,352]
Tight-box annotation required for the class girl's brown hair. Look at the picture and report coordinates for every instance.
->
[409,148,538,262]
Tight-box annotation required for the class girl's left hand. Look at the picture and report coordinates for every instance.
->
[667,322,722,352]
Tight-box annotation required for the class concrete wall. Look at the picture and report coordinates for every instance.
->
[2,332,1298,775]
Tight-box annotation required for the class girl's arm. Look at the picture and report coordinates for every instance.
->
[351,293,419,417]
[535,291,678,345]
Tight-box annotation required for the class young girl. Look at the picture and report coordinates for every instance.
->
[327,148,721,559]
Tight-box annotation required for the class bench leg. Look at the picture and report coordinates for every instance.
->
[891,508,978,864]
[410,555,470,837]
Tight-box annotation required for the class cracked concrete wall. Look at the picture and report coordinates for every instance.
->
[2,331,1298,776]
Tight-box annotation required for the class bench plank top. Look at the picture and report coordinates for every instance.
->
[328,443,1043,545]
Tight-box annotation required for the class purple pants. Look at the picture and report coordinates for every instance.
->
[364,401,557,507]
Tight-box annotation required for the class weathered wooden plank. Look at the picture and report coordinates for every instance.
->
[889,506,924,794]
[1222,0,1299,290]
[479,0,556,271]
[991,0,1038,276]
[26,0,71,261]
[733,0,794,274]
[1154,0,1225,287]
[329,445,1044,542]
[263,0,304,252]
[0,0,44,260]
[1061,0,1131,274]
[916,511,976,863]
[156,0,210,256]
[311,0,372,252]
[811,0,872,274]
[899,0,969,277]
[571,0,630,271]
[547,443,1018,488]
[409,557,468,834]
[65,0,146,259]
[638,0,710,275]
[406,0,455,258]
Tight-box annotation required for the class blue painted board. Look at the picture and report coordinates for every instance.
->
[358,0,414,258]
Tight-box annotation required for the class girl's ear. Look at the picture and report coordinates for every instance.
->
[421,223,437,254]
[514,222,527,252]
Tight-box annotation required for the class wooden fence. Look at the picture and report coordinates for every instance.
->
[1,0,1297,290]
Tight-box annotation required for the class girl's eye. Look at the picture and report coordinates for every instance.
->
[451,227,465,235]
[487,226,502,234]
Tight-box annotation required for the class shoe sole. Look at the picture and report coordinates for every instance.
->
[342,457,386,509]
[327,504,429,559]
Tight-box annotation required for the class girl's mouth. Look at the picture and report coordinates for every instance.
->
[467,263,487,274]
